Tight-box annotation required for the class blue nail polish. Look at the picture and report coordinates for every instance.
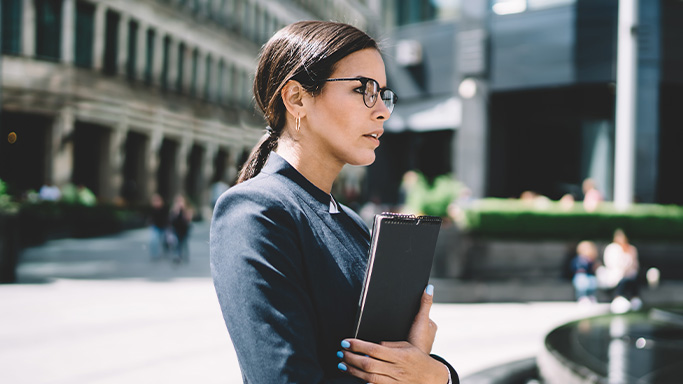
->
[341,340,351,349]
[338,362,347,371]
[337,351,344,359]
[426,284,434,296]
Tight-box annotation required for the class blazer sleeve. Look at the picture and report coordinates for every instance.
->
[210,189,361,384]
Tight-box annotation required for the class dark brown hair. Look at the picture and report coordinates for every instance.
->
[237,21,378,184]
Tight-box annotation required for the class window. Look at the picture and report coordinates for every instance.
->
[75,1,95,68]
[35,0,63,61]
[204,54,213,100]
[126,20,138,80]
[144,28,155,85]
[176,42,186,92]
[103,10,120,75]
[190,48,199,97]
[161,35,171,90]
[2,0,22,54]
[217,59,225,103]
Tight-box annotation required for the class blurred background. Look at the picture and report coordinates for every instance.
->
[1,0,683,383]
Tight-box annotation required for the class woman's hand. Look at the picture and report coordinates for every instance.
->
[407,284,438,354]
[337,286,448,383]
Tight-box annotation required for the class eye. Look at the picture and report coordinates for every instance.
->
[353,86,366,95]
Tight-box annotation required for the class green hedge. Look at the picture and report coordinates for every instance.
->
[461,198,683,242]
[17,201,146,246]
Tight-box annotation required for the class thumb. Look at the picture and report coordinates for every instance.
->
[407,284,437,353]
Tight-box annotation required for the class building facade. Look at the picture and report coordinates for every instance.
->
[0,0,381,211]
[378,0,683,206]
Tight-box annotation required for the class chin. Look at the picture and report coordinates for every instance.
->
[349,152,376,167]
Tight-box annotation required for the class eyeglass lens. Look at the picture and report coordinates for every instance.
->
[363,79,379,107]
[363,79,395,112]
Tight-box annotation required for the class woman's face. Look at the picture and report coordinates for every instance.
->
[301,48,391,168]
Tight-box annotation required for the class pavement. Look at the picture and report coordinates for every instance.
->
[1,221,679,383]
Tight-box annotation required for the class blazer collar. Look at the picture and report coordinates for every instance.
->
[262,152,335,213]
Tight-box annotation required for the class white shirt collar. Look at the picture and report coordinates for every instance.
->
[329,195,340,214]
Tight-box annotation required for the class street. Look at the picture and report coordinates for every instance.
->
[1,221,608,383]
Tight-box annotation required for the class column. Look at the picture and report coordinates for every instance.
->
[152,31,164,87]
[456,78,489,199]
[103,124,128,202]
[168,38,179,92]
[21,0,36,57]
[92,3,107,70]
[117,14,129,76]
[51,107,76,188]
[136,22,148,82]
[146,126,163,197]
[201,142,218,211]
[176,136,192,198]
[195,50,206,99]
[61,0,75,64]
[228,146,241,184]
[613,0,638,210]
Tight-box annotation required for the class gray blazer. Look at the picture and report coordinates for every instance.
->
[210,152,370,383]
[210,152,458,383]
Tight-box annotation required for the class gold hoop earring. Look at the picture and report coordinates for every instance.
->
[295,115,301,132]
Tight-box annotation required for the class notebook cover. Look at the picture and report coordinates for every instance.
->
[353,213,442,343]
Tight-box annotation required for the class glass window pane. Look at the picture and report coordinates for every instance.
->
[144,29,155,85]
[2,0,23,54]
[176,43,185,92]
[127,20,138,80]
[35,0,63,61]
[161,36,171,90]
[103,10,120,75]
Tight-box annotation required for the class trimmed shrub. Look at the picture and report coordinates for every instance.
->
[461,198,683,242]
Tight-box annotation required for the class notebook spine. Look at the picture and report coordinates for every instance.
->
[378,212,442,224]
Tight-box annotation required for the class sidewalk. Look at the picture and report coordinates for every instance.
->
[1,222,677,383]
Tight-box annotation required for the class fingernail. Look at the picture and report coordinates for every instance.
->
[426,284,434,296]
[341,340,351,349]
[337,351,344,359]
[338,362,347,371]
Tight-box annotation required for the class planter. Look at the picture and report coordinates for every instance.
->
[432,225,683,281]
[0,213,21,283]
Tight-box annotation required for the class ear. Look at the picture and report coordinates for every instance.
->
[281,80,307,119]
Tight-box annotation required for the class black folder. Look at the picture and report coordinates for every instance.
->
[353,213,442,343]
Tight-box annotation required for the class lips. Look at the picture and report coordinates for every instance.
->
[364,129,383,140]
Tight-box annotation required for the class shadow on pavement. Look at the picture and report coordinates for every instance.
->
[14,221,212,284]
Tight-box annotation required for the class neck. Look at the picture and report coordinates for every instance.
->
[275,134,342,194]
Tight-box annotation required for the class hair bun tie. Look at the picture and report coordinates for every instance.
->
[265,126,275,135]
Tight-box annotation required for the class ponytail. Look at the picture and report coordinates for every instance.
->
[236,132,278,184]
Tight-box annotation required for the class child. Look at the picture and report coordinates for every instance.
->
[571,241,599,304]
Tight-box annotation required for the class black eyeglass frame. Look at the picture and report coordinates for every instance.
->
[323,77,398,112]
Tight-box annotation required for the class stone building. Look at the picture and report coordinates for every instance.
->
[0,0,381,211]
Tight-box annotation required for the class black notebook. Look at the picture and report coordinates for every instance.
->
[353,213,442,343]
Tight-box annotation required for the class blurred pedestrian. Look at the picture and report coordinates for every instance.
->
[147,193,168,261]
[601,229,641,313]
[170,194,192,263]
[39,181,61,201]
[210,20,457,384]
[570,241,599,304]
[582,178,603,212]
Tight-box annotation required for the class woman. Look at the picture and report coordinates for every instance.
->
[602,228,640,313]
[210,21,458,383]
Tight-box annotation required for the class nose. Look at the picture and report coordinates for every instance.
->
[374,100,392,121]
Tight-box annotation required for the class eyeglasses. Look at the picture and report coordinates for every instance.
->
[323,77,398,112]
